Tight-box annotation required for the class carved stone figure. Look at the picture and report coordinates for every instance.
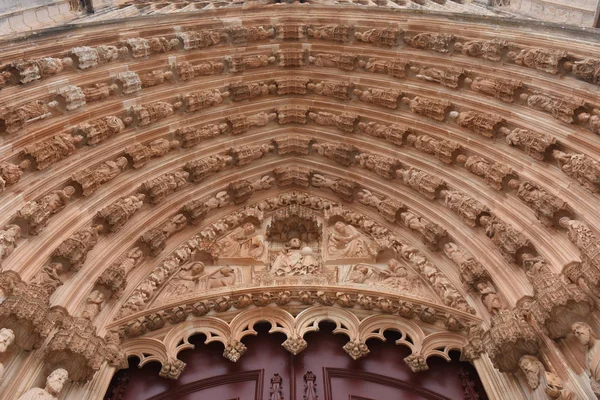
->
[76,115,130,146]
[230,25,274,44]
[443,242,489,286]
[141,170,189,204]
[441,189,490,227]
[476,281,503,315]
[159,358,186,380]
[71,157,128,196]
[17,368,68,400]
[311,174,356,202]
[1,100,52,134]
[572,322,600,397]
[308,24,352,42]
[511,180,571,227]
[114,71,141,94]
[407,134,460,164]
[139,69,173,88]
[209,267,237,289]
[53,85,86,110]
[30,262,64,297]
[0,225,20,266]
[17,186,75,235]
[404,32,454,53]
[479,216,532,264]
[413,66,463,89]
[518,355,575,399]
[98,193,145,232]
[328,221,376,260]
[565,58,600,85]
[309,53,356,71]
[355,153,399,179]
[148,37,179,53]
[11,57,72,83]
[277,105,309,124]
[0,71,12,90]
[96,247,143,297]
[273,77,309,95]
[303,371,318,400]
[275,49,307,67]
[185,154,232,182]
[396,167,445,200]
[176,61,224,80]
[176,123,227,149]
[402,96,451,121]
[313,142,356,166]
[354,87,402,109]
[454,38,507,61]
[176,29,222,50]
[459,155,514,191]
[360,58,408,79]
[228,82,272,102]
[123,38,151,58]
[81,290,104,321]
[355,28,400,46]
[228,112,276,135]
[53,225,103,270]
[467,76,522,103]
[0,160,29,190]
[452,110,505,138]
[508,48,567,74]
[552,150,600,193]
[401,212,447,251]
[24,133,83,170]
[82,82,116,102]
[0,328,15,382]
[521,91,585,124]
[227,54,274,73]
[270,373,284,400]
[358,121,408,146]
[308,111,358,133]
[307,80,353,100]
[71,45,123,69]
[270,238,319,276]
[125,138,179,169]
[504,128,556,161]
[182,89,227,112]
[231,144,273,166]
[139,214,187,256]
[218,223,264,260]
[158,262,205,299]
[132,101,177,126]
[578,109,600,135]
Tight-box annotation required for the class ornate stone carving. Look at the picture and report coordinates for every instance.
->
[223,340,247,362]
[176,29,223,50]
[274,166,311,187]
[359,57,408,79]
[277,105,309,124]
[148,36,179,53]
[327,221,377,260]
[140,69,173,88]
[357,121,408,146]
[273,77,309,95]
[227,54,273,73]
[82,82,116,102]
[343,339,369,360]
[467,76,522,103]
[0,328,15,382]
[304,371,318,400]
[483,310,540,372]
[309,52,356,71]
[441,189,490,227]
[511,180,571,227]
[53,225,103,271]
[521,91,585,124]
[17,368,68,400]
[402,96,451,121]
[71,45,123,69]
[270,373,284,400]
[71,156,128,196]
[0,225,20,267]
[53,85,86,111]
[228,175,275,204]
[413,66,463,89]
[308,24,352,41]
[479,216,532,264]
[407,134,460,164]
[503,128,556,161]
[1,100,52,134]
[308,111,358,133]
[0,160,29,190]
[572,322,600,397]
[400,212,447,251]
[185,154,232,182]
[98,193,145,232]
[81,290,104,321]
[308,80,353,100]
[231,143,274,166]
[458,155,514,191]
[0,71,12,90]
[275,49,307,67]
[276,23,307,40]
[508,48,567,74]
[182,89,227,112]
[560,218,600,270]
[227,111,276,135]
[521,255,592,339]
[176,123,228,149]
[357,189,404,222]
[404,32,454,53]
[354,87,402,109]
[132,101,176,126]
[141,170,189,204]
[578,109,600,135]
[311,174,356,202]
[355,27,400,46]
[96,247,143,297]
[230,25,274,44]
[176,60,224,80]
[125,138,179,169]
[454,38,507,61]
[404,353,428,372]
[122,38,151,58]
[114,71,141,94]
[140,214,188,256]
[23,133,82,170]
[518,355,575,399]
[228,81,273,102]
[159,358,186,380]
[76,115,130,146]
[396,167,445,200]
[312,142,356,166]
[443,243,490,286]
[552,150,600,193]
[355,153,400,179]
[452,110,505,138]
[565,58,600,85]
[17,186,75,235]
[11,57,72,83]
[274,136,311,155]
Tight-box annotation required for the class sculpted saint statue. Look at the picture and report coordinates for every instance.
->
[572,322,600,397]
[327,221,375,259]
[218,223,264,260]
[18,368,68,400]
[0,328,15,382]
[271,238,319,276]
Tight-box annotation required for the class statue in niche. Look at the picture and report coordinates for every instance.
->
[572,322,600,397]
[476,281,503,315]
[217,223,264,260]
[160,261,206,298]
[17,368,68,400]
[0,328,15,382]
[81,290,104,321]
[270,238,319,276]
[327,221,376,260]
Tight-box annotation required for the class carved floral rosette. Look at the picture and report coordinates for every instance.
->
[483,310,540,372]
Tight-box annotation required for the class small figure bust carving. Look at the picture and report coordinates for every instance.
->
[17,368,68,400]
[0,328,15,382]
[572,322,600,397]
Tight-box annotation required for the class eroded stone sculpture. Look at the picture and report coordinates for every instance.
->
[71,157,128,196]
[53,225,103,270]
[98,193,146,232]
[17,186,75,235]
[17,368,68,400]
[125,138,179,169]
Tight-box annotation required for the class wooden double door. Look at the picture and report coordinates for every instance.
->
[106,324,486,400]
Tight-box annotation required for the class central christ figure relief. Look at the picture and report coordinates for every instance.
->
[270,238,320,276]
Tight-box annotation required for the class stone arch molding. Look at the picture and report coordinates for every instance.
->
[122,306,467,379]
